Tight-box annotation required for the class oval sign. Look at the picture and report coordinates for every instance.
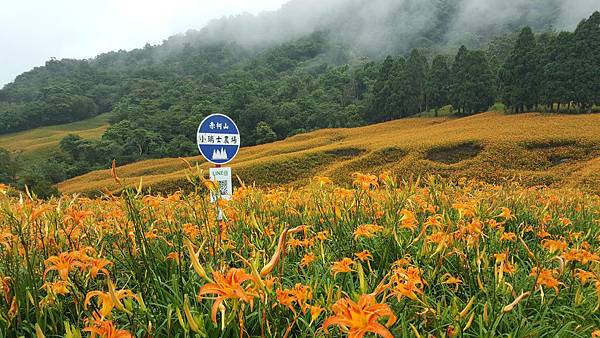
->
[197,114,240,165]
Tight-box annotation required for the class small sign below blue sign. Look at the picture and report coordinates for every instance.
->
[197,114,240,165]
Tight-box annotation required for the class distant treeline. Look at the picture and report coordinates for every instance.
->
[501,12,599,113]
[0,12,598,197]
[371,11,600,120]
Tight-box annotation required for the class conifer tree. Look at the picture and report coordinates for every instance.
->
[544,31,576,112]
[405,49,428,116]
[426,55,450,116]
[387,57,409,119]
[536,32,556,111]
[450,45,469,113]
[463,50,495,114]
[371,56,395,121]
[573,12,600,111]
[503,27,540,113]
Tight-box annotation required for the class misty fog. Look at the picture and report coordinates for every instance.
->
[181,0,600,57]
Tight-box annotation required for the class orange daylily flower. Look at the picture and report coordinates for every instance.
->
[323,294,397,338]
[7,296,17,321]
[64,209,94,226]
[561,249,600,265]
[453,202,476,218]
[30,204,51,222]
[316,231,329,241]
[84,318,133,338]
[84,287,137,319]
[87,258,113,278]
[354,224,384,240]
[424,215,443,228]
[542,239,568,253]
[300,252,316,268]
[399,210,417,230]
[314,176,333,186]
[498,207,513,219]
[559,217,572,227]
[352,172,379,190]
[166,252,180,264]
[530,267,562,295]
[354,250,373,262]
[42,280,70,296]
[499,232,516,242]
[378,171,392,183]
[334,187,354,198]
[494,251,517,278]
[43,252,85,281]
[310,305,325,323]
[441,274,462,286]
[574,269,596,284]
[1,277,11,304]
[276,283,313,314]
[198,268,258,324]
[389,265,425,301]
[203,179,218,191]
[331,258,355,277]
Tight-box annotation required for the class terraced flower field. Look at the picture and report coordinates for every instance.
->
[1,169,600,336]
[0,113,112,161]
[58,112,600,195]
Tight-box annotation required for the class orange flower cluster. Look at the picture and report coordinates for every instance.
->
[2,171,600,336]
[323,294,397,338]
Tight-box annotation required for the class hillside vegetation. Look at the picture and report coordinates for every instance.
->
[59,112,600,195]
[0,112,111,160]
[1,11,598,198]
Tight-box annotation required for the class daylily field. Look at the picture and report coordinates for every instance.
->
[1,166,600,337]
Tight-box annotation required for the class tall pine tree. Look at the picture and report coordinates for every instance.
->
[387,57,409,119]
[573,12,600,111]
[536,32,557,111]
[503,27,540,113]
[450,46,469,113]
[404,49,428,116]
[544,31,576,112]
[464,50,495,114]
[426,55,450,116]
[370,56,395,122]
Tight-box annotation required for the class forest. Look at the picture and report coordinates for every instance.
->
[0,11,598,197]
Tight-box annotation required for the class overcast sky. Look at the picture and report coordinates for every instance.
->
[0,0,288,87]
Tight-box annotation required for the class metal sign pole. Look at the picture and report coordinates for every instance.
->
[215,163,223,243]
[197,114,239,246]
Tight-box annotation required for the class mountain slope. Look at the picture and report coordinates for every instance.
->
[0,112,111,160]
[3,0,598,136]
[58,112,600,195]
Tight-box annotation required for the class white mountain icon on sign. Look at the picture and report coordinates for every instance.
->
[212,148,228,160]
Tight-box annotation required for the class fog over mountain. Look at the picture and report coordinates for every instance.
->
[175,0,599,57]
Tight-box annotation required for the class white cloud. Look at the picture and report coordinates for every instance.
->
[0,0,288,87]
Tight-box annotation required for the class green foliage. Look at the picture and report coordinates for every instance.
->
[255,122,277,145]
[0,148,18,184]
[504,12,600,113]
[1,10,599,198]
[449,45,469,114]
[405,50,429,115]
[426,55,450,116]
[502,27,541,112]
[462,50,495,114]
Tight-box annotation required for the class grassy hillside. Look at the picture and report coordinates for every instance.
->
[0,113,112,160]
[58,112,600,195]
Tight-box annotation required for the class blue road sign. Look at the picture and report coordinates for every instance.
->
[197,114,240,165]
